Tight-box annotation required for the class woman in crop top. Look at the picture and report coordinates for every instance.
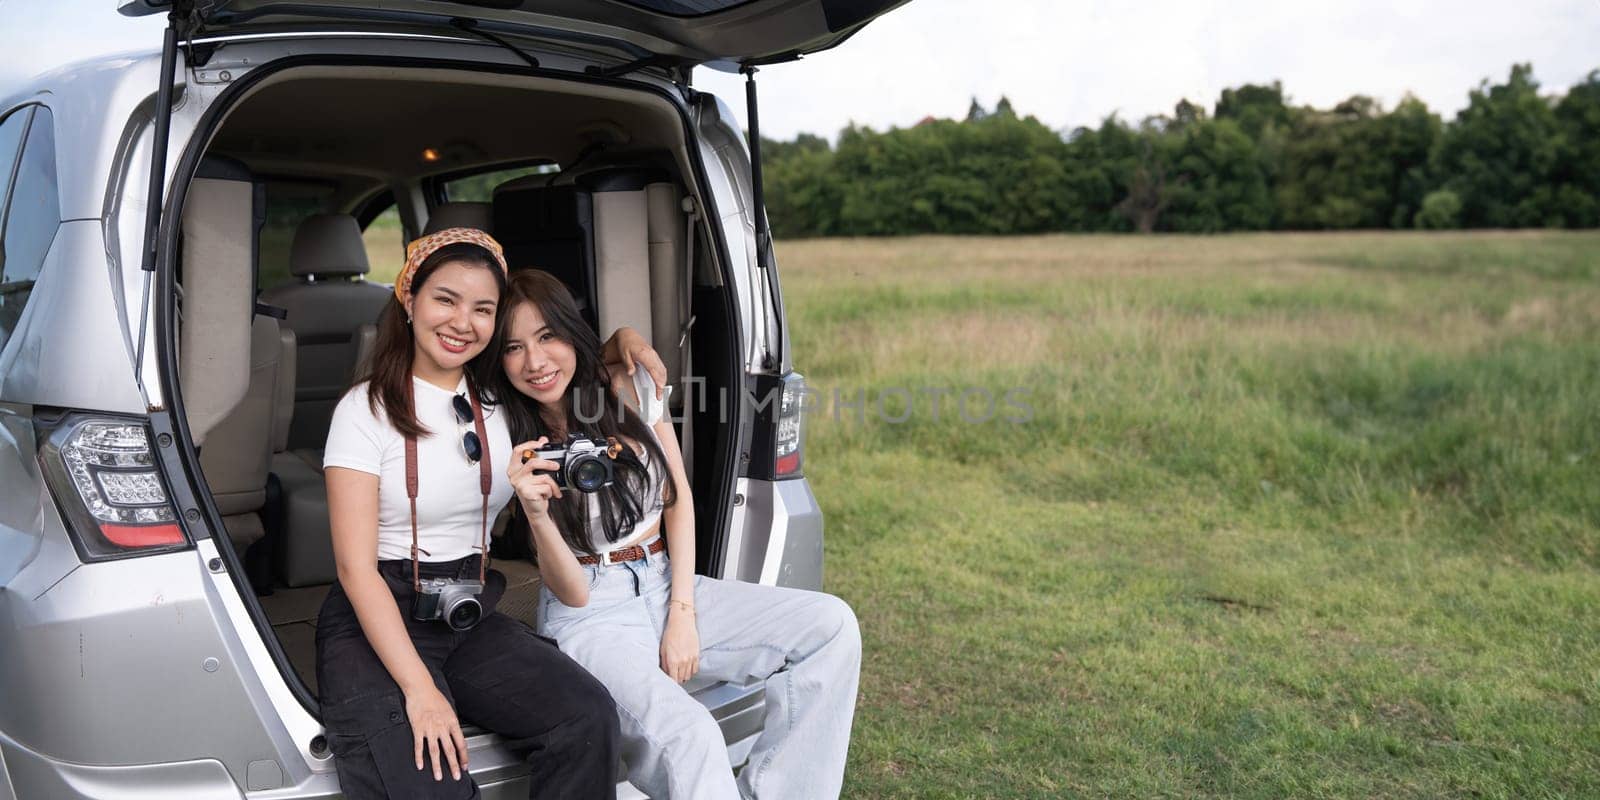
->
[494,269,863,800]
[316,228,663,800]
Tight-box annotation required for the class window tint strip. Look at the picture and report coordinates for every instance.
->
[613,0,756,16]
[0,105,58,352]
[0,106,33,243]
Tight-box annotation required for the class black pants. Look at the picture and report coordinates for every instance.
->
[316,556,620,799]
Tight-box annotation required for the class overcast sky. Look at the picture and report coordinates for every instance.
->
[2,0,1596,140]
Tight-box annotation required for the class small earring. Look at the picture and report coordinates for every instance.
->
[406,316,413,325]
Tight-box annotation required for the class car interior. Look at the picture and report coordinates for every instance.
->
[174,66,740,695]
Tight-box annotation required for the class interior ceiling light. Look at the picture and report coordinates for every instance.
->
[421,147,440,162]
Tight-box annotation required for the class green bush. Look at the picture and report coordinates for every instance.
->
[1414,189,1463,229]
[758,65,1600,235]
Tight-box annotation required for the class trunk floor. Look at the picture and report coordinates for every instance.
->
[262,558,543,696]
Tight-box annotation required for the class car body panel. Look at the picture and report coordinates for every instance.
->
[0,548,279,783]
[9,55,176,224]
[0,740,243,800]
[0,466,81,605]
[0,404,44,588]
[120,0,909,67]
[762,477,825,588]
[720,476,823,587]
[4,52,207,411]
[0,223,145,413]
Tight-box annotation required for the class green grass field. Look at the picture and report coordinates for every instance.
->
[356,223,1597,796]
[772,233,1600,798]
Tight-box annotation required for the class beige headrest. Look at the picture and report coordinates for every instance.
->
[291,214,370,278]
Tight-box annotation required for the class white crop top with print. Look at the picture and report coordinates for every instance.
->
[579,368,671,556]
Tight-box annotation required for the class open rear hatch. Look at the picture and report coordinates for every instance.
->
[121,0,910,67]
[122,0,912,377]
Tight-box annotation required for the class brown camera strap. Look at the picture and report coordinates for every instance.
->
[405,374,494,592]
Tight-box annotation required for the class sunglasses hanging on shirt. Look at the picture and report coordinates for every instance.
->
[452,393,483,464]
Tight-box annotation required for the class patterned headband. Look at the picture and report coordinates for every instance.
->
[395,227,509,306]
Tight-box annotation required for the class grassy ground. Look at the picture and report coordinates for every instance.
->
[772,232,1600,798]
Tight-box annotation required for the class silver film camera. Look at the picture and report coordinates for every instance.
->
[524,434,618,493]
[412,577,485,631]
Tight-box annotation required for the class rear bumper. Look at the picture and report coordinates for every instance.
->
[1,708,764,800]
[724,477,825,590]
[1,726,245,799]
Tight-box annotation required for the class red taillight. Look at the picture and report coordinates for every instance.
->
[100,523,186,547]
[772,375,806,479]
[744,372,805,480]
[39,417,190,560]
[750,373,808,481]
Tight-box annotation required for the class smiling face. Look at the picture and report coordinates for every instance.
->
[501,299,578,408]
[405,258,501,380]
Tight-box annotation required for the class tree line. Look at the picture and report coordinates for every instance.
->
[759,64,1600,236]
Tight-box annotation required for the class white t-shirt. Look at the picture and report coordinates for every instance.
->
[324,376,514,562]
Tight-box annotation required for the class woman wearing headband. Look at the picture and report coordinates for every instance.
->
[496,270,862,799]
[314,228,662,799]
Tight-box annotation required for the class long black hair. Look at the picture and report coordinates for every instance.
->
[487,269,675,558]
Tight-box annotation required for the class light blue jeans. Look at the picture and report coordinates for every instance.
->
[535,543,861,799]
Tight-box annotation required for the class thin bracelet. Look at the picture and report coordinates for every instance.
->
[669,599,695,615]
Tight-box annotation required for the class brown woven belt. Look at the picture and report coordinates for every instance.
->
[577,536,666,566]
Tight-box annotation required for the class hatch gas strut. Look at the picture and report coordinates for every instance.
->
[133,4,191,397]
[742,65,785,372]
[140,11,183,275]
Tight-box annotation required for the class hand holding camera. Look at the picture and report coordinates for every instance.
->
[510,433,620,522]
[508,437,564,520]
[527,434,619,491]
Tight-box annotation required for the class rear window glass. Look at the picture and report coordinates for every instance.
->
[615,0,756,16]
[259,180,336,290]
[363,204,404,285]
[442,163,557,203]
[1,106,60,354]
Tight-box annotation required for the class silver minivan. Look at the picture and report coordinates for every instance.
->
[0,2,904,796]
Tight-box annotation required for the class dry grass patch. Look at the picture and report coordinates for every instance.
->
[787,232,1600,799]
